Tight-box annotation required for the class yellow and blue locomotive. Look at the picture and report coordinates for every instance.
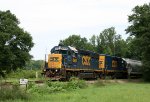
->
[43,45,127,80]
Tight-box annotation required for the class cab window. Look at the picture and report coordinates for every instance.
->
[59,50,67,55]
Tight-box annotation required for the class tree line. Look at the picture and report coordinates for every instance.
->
[60,27,139,59]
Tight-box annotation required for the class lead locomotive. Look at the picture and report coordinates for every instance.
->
[43,45,127,80]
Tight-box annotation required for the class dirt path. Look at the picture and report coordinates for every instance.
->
[86,79,143,84]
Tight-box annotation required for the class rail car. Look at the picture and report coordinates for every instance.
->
[43,45,128,80]
[124,58,142,78]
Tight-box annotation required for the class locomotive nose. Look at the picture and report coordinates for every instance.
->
[48,54,62,68]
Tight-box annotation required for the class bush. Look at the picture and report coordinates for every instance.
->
[28,84,50,94]
[28,81,66,94]
[27,81,35,89]
[47,81,67,92]
[67,78,87,89]
[0,85,29,101]
[28,78,87,94]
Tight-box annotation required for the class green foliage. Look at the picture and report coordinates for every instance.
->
[97,27,116,54]
[60,27,128,57]
[28,84,51,94]
[89,35,97,52]
[125,36,142,60]
[114,36,127,57]
[24,60,44,70]
[28,79,87,94]
[0,85,29,101]
[7,69,39,79]
[46,81,69,93]
[126,3,150,81]
[96,27,128,57]
[60,35,95,51]
[0,10,34,77]
[142,61,150,81]
[27,81,35,89]
[7,82,150,102]
[67,78,87,89]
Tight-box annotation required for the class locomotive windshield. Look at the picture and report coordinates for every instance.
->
[51,46,69,55]
[59,50,67,55]
[52,50,67,55]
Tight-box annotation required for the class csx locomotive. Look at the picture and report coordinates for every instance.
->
[43,45,128,80]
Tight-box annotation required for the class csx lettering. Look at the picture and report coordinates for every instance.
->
[50,57,59,62]
[82,56,91,66]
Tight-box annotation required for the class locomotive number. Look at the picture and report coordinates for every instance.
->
[112,60,117,68]
[73,58,77,62]
[82,56,91,66]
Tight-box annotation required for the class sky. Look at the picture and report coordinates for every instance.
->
[0,0,149,60]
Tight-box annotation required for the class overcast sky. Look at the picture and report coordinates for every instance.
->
[0,0,149,60]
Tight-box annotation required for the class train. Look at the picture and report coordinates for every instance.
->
[43,44,130,80]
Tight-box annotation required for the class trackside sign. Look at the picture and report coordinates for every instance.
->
[20,79,28,85]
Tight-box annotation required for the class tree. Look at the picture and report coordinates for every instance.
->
[60,35,94,51]
[126,3,150,81]
[89,35,97,52]
[24,60,44,70]
[60,27,129,57]
[125,36,142,60]
[97,27,116,55]
[0,10,34,77]
[96,27,128,57]
[114,35,127,57]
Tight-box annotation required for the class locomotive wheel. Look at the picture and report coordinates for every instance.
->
[111,74,116,79]
[100,73,106,79]
[66,72,71,80]
[45,70,51,77]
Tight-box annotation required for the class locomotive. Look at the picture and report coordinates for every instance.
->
[43,45,128,80]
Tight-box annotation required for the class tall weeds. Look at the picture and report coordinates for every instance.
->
[28,78,87,94]
[0,84,29,101]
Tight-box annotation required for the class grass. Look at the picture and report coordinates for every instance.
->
[2,80,150,102]
[0,85,30,102]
